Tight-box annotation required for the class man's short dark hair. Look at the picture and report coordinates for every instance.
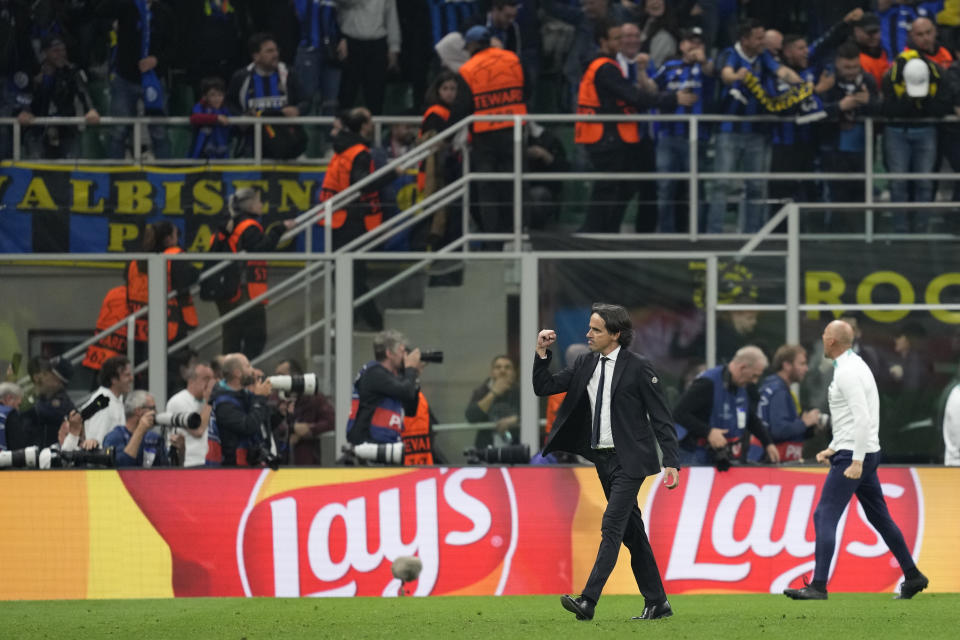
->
[373,330,407,360]
[339,107,371,134]
[492,0,519,8]
[835,41,861,61]
[772,344,805,372]
[248,32,276,56]
[593,17,621,46]
[738,18,763,40]
[591,303,633,347]
[279,358,304,376]
[99,355,130,388]
[783,33,806,49]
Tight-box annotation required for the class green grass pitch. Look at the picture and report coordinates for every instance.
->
[2,594,959,639]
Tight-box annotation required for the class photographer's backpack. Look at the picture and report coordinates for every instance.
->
[199,228,242,302]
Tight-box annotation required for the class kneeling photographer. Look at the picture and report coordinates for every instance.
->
[345,330,427,465]
[102,391,185,467]
[207,353,278,467]
[673,346,779,469]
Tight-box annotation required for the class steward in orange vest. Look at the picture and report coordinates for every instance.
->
[215,187,288,359]
[576,19,689,233]
[417,71,462,249]
[402,391,436,465]
[126,246,200,344]
[456,26,527,240]
[81,285,133,373]
[319,107,396,250]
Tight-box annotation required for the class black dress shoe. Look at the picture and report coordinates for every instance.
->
[632,600,673,620]
[560,594,594,621]
[784,584,828,600]
[895,573,929,599]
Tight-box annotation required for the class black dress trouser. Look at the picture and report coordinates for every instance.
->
[581,448,667,606]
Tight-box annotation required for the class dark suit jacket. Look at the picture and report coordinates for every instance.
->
[533,348,680,478]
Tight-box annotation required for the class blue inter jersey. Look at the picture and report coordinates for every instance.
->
[716,43,781,134]
[652,58,712,139]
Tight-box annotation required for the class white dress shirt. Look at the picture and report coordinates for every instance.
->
[942,384,960,466]
[827,349,881,461]
[587,346,620,449]
[82,386,125,446]
[165,388,208,467]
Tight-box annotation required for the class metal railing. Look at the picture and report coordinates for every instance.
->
[6,111,960,458]
[1,114,421,164]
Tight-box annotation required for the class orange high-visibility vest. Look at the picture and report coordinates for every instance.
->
[163,246,198,336]
[227,218,269,303]
[126,250,198,341]
[81,286,131,370]
[318,143,384,231]
[418,104,452,192]
[860,50,890,89]
[458,47,527,133]
[402,392,434,465]
[575,56,639,144]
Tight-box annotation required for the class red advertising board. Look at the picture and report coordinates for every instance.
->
[0,466,957,600]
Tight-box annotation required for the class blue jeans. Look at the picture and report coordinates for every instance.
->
[812,450,916,585]
[708,131,771,233]
[108,75,170,159]
[293,46,342,115]
[883,126,936,232]
[656,134,707,232]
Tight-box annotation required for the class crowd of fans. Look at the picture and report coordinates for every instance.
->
[2,1,960,234]
[2,2,960,467]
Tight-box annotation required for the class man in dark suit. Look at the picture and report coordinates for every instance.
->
[533,302,680,622]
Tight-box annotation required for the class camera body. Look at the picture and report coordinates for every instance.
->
[709,445,734,472]
[410,348,443,364]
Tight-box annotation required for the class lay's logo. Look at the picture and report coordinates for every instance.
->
[645,467,923,594]
[120,467,581,598]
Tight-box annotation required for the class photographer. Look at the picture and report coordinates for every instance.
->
[102,391,184,468]
[271,359,334,466]
[674,346,779,468]
[165,362,215,467]
[0,382,23,452]
[17,356,75,449]
[466,355,520,449]
[81,355,132,448]
[207,353,276,467]
[346,330,424,447]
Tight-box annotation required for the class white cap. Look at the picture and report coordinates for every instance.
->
[903,58,930,98]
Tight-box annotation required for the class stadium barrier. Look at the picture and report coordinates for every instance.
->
[1,465,957,600]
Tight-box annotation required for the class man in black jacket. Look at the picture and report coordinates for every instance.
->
[347,329,424,446]
[534,302,680,622]
[17,37,100,159]
[319,107,399,330]
[673,345,778,466]
[98,0,174,159]
[208,352,274,467]
[576,19,696,232]
[816,42,879,231]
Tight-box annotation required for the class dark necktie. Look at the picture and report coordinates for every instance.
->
[592,357,609,448]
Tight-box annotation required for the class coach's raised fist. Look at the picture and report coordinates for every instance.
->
[536,330,557,357]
